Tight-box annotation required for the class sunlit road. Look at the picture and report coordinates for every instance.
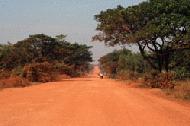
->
[0,67,190,126]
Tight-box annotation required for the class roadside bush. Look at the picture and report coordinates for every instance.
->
[99,49,149,79]
[11,66,24,77]
[53,63,77,77]
[144,71,159,88]
[144,71,174,89]
[174,81,190,99]
[163,80,190,100]
[173,67,190,80]
[0,69,11,79]
[170,49,190,80]
[159,73,175,89]
[54,62,69,74]
[117,70,139,80]
[23,62,56,82]
[0,76,30,88]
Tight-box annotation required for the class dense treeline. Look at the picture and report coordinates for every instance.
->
[94,0,190,90]
[99,49,151,79]
[0,34,93,83]
[99,48,190,83]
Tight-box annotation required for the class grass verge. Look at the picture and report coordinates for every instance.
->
[163,80,190,100]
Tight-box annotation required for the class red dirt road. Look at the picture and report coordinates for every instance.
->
[0,67,190,126]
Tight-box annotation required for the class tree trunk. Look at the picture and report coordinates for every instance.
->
[137,42,158,70]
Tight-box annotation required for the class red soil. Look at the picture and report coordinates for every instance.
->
[0,66,189,126]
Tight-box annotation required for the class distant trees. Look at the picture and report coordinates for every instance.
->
[93,0,190,73]
[0,44,15,69]
[0,34,93,81]
[99,49,149,78]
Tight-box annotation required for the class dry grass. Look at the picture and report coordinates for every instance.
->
[163,80,190,100]
[0,76,30,88]
[143,72,175,88]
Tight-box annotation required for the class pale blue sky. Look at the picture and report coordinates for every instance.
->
[0,0,144,62]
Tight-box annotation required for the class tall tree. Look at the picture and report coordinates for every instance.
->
[93,0,190,72]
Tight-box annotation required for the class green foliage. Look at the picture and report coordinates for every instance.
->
[23,62,55,82]
[99,50,120,78]
[0,34,93,81]
[94,0,190,73]
[0,44,15,69]
[93,5,128,46]
[170,49,190,79]
[99,49,149,79]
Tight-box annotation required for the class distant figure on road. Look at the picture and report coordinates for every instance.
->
[99,73,103,79]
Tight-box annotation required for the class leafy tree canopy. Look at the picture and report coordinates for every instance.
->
[0,34,93,70]
[94,0,190,72]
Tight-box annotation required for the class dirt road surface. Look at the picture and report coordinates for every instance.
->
[0,67,190,126]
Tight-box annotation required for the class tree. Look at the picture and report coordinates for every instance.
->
[63,43,93,72]
[99,50,120,77]
[0,44,16,69]
[170,49,190,79]
[99,49,148,78]
[15,34,60,62]
[93,5,128,46]
[93,0,190,72]
[0,34,93,77]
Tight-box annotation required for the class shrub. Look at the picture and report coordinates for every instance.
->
[0,76,30,88]
[174,81,190,99]
[117,70,139,80]
[0,69,11,79]
[143,71,174,89]
[23,62,56,82]
[173,67,190,80]
[53,63,77,77]
[163,81,190,100]
[143,71,160,88]
[11,66,24,77]
[159,73,175,89]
